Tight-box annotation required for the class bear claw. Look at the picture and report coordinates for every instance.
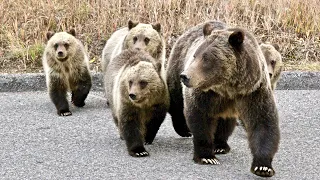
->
[200,158,220,165]
[58,110,72,116]
[134,151,149,157]
[252,166,275,177]
[214,149,226,154]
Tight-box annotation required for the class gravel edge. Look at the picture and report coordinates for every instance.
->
[0,71,319,92]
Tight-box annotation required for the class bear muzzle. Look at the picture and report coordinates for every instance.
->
[56,51,68,62]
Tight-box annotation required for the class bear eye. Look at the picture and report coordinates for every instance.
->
[144,37,150,45]
[270,60,276,66]
[139,80,148,89]
[133,37,138,43]
[129,80,133,87]
[64,43,69,49]
[54,43,58,50]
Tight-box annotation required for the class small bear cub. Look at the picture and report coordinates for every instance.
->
[42,29,92,116]
[104,49,169,157]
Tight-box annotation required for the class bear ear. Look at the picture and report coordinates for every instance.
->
[152,23,161,33]
[203,23,214,37]
[128,20,139,30]
[272,43,280,51]
[46,31,55,40]
[68,29,76,36]
[228,30,244,48]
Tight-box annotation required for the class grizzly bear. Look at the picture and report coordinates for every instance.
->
[43,29,92,116]
[166,21,280,177]
[105,49,169,157]
[260,43,283,90]
[101,20,165,73]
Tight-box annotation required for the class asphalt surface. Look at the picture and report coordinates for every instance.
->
[0,90,319,179]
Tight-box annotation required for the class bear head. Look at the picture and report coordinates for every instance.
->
[46,29,78,62]
[260,43,283,80]
[123,20,163,60]
[180,23,266,98]
[121,51,163,106]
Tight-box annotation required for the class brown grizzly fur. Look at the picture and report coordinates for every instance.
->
[166,20,280,177]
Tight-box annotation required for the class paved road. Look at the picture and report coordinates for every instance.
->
[0,90,319,179]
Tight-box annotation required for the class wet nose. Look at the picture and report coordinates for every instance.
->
[129,93,137,100]
[180,74,190,84]
[269,73,273,78]
[58,51,64,57]
[135,47,141,51]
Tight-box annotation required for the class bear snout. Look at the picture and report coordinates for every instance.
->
[58,51,64,57]
[56,51,67,61]
[180,73,191,87]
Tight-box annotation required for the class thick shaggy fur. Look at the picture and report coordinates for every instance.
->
[260,43,283,90]
[166,20,280,177]
[101,20,166,73]
[43,29,92,116]
[105,49,169,157]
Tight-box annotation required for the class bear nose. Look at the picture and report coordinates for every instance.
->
[129,93,137,100]
[269,73,273,78]
[58,51,64,57]
[180,74,190,84]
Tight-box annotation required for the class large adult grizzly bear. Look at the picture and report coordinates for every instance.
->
[105,49,169,157]
[260,43,283,90]
[101,20,165,73]
[166,21,280,177]
[43,29,92,116]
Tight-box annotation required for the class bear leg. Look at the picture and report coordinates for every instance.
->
[49,75,71,116]
[120,109,149,157]
[169,96,192,137]
[71,71,92,107]
[145,104,167,144]
[213,117,237,154]
[186,107,220,165]
[240,88,280,177]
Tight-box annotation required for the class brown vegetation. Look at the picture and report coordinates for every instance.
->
[0,0,319,73]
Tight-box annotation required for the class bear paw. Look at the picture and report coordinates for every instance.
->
[130,150,149,157]
[72,100,85,107]
[213,143,230,154]
[251,166,275,177]
[129,147,149,157]
[144,141,152,145]
[214,148,228,154]
[175,128,192,138]
[199,158,220,165]
[58,110,72,116]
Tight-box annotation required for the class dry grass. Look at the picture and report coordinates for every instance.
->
[0,0,319,73]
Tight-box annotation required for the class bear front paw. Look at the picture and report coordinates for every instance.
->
[213,143,230,154]
[194,157,220,165]
[175,128,192,137]
[200,158,220,165]
[58,109,72,116]
[72,100,85,107]
[251,166,275,177]
[129,147,149,157]
[130,150,149,157]
[214,148,228,154]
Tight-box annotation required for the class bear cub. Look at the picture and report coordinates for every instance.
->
[104,49,169,157]
[260,43,283,90]
[101,20,165,73]
[42,29,92,116]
